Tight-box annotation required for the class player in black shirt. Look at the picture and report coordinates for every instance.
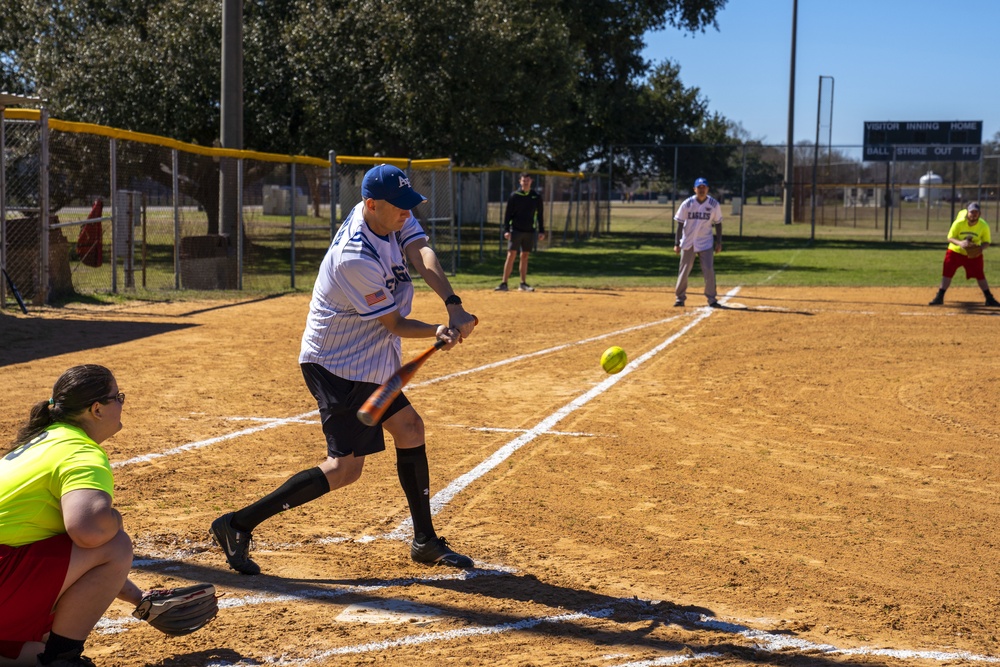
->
[495,173,545,292]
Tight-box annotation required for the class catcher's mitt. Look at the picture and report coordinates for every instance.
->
[132,583,219,636]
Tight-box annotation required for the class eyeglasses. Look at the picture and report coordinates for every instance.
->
[102,392,126,404]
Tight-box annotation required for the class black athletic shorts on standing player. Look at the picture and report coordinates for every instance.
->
[507,230,536,252]
[300,363,411,458]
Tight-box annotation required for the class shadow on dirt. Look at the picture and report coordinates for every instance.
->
[147,559,885,667]
[0,316,196,367]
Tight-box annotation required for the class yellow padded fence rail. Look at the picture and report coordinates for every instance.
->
[453,164,583,179]
[2,109,448,169]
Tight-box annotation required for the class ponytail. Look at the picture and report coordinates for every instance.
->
[7,364,115,450]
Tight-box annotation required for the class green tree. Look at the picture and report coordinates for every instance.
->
[2,0,728,205]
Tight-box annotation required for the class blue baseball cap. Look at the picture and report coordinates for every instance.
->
[362,164,426,210]
[694,177,709,188]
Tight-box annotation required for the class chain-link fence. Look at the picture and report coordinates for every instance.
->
[1,115,43,307]
[609,143,1000,243]
[6,106,1000,309]
[2,109,345,306]
[453,167,608,270]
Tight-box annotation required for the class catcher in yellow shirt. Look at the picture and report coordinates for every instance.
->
[1,366,216,667]
[929,202,1000,307]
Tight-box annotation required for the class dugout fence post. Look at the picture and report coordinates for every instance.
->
[451,162,459,273]
[740,143,746,237]
[978,153,983,203]
[237,158,244,290]
[172,149,180,289]
[38,108,49,305]
[672,146,679,235]
[995,156,1000,225]
[575,175,583,242]
[329,151,337,240]
[608,146,613,232]
[479,171,486,261]
[290,161,296,289]
[498,170,504,256]
[110,137,118,293]
[454,169,461,270]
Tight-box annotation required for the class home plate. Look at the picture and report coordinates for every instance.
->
[335,600,442,624]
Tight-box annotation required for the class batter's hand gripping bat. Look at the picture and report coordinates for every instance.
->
[356,316,477,426]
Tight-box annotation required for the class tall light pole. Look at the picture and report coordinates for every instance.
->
[783,0,798,225]
[811,75,834,241]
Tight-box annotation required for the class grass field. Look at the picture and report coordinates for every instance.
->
[5,200,995,311]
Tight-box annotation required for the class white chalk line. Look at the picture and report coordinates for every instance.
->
[117,284,1000,665]
[448,425,608,437]
[112,412,320,468]
[381,287,741,542]
[98,567,511,635]
[683,612,1000,664]
[410,311,690,388]
[111,314,690,470]
[301,607,615,662]
[116,279,998,663]
[761,246,807,284]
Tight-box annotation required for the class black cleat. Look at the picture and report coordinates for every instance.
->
[411,536,474,568]
[494,282,508,292]
[928,291,945,306]
[210,512,261,575]
[708,301,722,308]
[518,282,535,292]
[673,299,685,307]
[986,294,1000,307]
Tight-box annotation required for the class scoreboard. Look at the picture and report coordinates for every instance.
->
[863,121,982,161]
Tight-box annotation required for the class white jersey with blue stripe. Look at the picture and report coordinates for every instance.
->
[674,195,722,252]
[299,202,428,384]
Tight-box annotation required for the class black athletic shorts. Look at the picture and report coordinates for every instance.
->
[300,363,411,458]
[507,230,536,252]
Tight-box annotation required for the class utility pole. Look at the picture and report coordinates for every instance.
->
[783,0,798,225]
[219,0,243,241]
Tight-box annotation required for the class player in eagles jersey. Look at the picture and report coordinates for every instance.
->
[672,177,723,308]
[210,164,479,575]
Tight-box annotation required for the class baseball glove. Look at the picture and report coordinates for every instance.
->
[966,244,983,258]
[132,583,219,636]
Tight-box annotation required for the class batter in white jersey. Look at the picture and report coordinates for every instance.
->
[300,201,428,384]
[211,164,480,576]
[673,177,723,308]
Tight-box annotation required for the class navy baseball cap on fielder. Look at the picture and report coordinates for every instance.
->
[362,164,426,210]
[968,201,980,212]
[694,177,709,187]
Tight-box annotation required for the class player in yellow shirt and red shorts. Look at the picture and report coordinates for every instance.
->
[1,366,217,667]
[929,202,1000,307]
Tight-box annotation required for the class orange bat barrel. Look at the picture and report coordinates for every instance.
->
[356,341,444,426]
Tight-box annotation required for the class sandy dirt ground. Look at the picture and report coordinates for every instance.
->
[2,285,999,667]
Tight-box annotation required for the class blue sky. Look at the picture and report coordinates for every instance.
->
[642,0,1000,148]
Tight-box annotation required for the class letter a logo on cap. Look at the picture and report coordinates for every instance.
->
[398,175,411,188]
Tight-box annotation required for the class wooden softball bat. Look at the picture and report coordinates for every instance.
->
[356,316,477,426]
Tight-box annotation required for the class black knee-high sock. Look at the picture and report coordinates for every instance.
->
[232,467,330,532]
[396,445,436,544]
[38,633,85,664]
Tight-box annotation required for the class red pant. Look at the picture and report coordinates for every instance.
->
[0,533,72,658]
[942,249,986,281]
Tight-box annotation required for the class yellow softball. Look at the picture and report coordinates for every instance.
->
[600,346,627,374]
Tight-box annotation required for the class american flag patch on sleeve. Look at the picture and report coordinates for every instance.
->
[365,289,387,306]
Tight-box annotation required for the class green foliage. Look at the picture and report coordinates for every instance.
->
[2,0,727,170]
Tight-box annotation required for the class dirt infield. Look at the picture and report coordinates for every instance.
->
[2,285,999,667]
